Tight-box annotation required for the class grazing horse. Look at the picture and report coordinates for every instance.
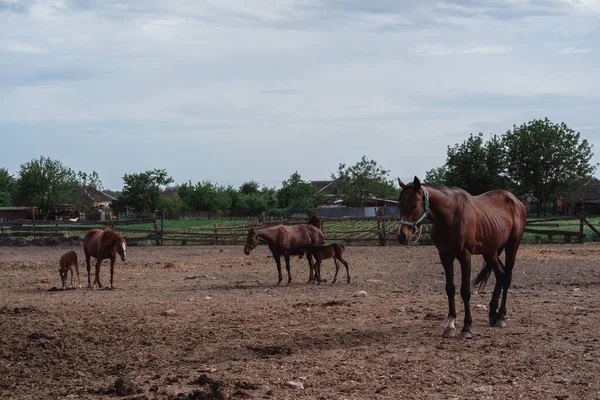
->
[59,250,81,289]
[396,176,526,338]
[244,219,324,285]
[83,228,127,289]
[302,243,350,284]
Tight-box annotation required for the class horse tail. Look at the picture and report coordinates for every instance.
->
[472,244,506,291]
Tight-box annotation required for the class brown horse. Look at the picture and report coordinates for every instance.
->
[59,250,81,289]
[397,176,526,339]
[83,228,127,289]
[244,219,323,285]
[302,243,350,284]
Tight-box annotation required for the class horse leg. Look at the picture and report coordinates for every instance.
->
[331,259,339,285]
[85,253,92,288]
[341,258,350,284]
[306,253,315,283]
[69,266,74,288]
[458,252,473,339]
[74,261,82,288]
[496,240,521,328]
[109,256,116,289]
[284,254,292,284]
[484,253,504,327]
[440,253,457,338]
[94,259,103,289]
[274,255,283,285]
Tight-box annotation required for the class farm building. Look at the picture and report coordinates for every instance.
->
[311,180,398,218]
[0,207,41,222]
[557,178,600,215]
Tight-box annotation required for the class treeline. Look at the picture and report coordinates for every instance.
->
[0,156,398,219]
[424,118,596,215]
[1,118,595,219]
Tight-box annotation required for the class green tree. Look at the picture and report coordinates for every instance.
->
[277,172,325,214]
[438,133,508,194]
[504,118,596,215]
[237,193,268,214]
[13,156,78,218]
[0,168,15,207]
[120,169,174,214]
[424,166,447,185]
[331,156,397,207]
[239,181,260,195]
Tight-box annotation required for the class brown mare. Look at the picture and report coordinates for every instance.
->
[83,228,127,289]
[59,250,81,289]
[244,218,323,285]
[302,243,350,284]
[397,176,527,338]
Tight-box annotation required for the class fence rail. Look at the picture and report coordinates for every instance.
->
[1,207,598,246]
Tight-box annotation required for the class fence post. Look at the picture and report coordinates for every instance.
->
[32,209,36,240]
[213,223,218,245]
[579,206,585,243]
[153,211,160,246]
[160,209,165,246]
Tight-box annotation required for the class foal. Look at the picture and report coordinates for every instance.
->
[303,244,350,284]
[59,250,81,289]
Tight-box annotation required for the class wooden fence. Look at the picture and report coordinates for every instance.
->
[1,208,598,246]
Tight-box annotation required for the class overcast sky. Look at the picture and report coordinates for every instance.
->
[1,0,599,190]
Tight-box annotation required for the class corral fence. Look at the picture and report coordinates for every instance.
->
[0,207,598,246]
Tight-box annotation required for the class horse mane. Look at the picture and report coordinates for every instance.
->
[307,215,322,229]
[101,228,121,245]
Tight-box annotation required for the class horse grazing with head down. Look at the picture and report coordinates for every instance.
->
[244,217,323,285]
[397,176,526,339]
[83,228,127,289]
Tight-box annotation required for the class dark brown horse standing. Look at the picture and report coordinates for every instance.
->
[244,218,323,285]
[83,228,127,289]
[397,177,526,338]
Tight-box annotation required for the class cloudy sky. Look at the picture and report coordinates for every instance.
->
[1,0,599,190]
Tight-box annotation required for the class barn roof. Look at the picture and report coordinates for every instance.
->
[83,186,115,203]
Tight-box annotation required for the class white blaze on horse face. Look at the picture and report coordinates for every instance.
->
[121,242,127,260]
[445,317,456,331]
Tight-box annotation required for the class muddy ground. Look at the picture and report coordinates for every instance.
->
[1,243,600,399]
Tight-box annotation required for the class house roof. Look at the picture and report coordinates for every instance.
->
[83,186,115,203]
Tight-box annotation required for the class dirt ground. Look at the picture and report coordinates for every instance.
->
[1,243,600,400]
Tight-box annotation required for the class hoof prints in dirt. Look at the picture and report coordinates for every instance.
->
[248,345,293,358]
[170,374,227,400]
[0,306,36,315]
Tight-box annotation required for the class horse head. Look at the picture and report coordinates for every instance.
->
[397,176,429,245]
[244,227,260,255]
[116,235,128,261]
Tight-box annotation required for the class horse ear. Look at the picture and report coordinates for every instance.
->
[397,178,406,189]
[250,227,255,233]
[122,235,127,240]
[413,176,421,190]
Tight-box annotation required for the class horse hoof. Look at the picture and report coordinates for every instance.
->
[488,316,497,327]
[495,319,506,328]
[442,328,456,338]
[459,330,472,339]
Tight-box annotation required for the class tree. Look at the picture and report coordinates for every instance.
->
[424,166,447,185]
[74,170,104,214]
[434,133,509,194]
[13,156,78,218]
[277,172,324,214]
[504,118,596,215]
[237,193,268,214]
[0,168,15,207]
[239,181,260,195]
[331,156,397,207]
[120,169,174,214]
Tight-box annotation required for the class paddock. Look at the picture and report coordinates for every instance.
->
[1,244,599,399]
